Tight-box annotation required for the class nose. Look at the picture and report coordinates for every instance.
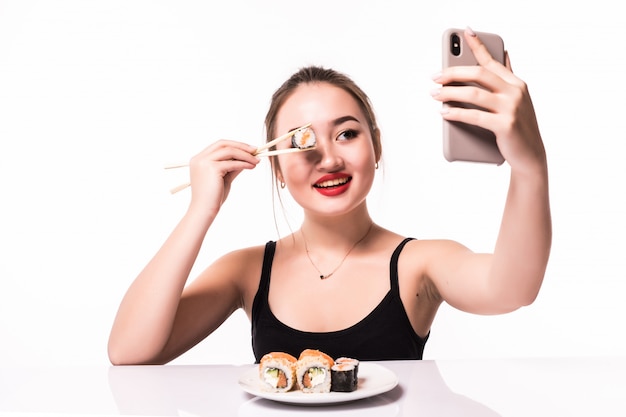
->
[312,139,344,171]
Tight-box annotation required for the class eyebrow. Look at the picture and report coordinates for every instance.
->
[288,116,360,133]
[331,115,360,126]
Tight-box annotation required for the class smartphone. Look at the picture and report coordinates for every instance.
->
[441,28,505,165]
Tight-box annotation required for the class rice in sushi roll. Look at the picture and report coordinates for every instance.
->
[291,127,316,149]
[335,357,360,379]
[259,352,297,392]
[296,349,334,393]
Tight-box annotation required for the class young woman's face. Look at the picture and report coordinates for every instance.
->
[274,82,377,217]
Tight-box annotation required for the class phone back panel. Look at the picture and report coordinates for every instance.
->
[442,28,505,165]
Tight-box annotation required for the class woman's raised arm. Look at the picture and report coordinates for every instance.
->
[429,28,551,314]
[107,140,259,365]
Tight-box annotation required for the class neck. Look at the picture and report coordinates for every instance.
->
[301,201,372,242]
[300,219,375,280]
[300,217,374,252]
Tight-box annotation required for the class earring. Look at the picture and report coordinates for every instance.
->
[375,162,379,170]
[280,182,286,189]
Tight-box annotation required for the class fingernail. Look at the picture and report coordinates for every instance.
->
[465,26,476,37]
[439,106,450,115]
[431,72,442,81]
[430,88,441,97]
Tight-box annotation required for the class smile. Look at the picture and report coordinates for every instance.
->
[314,176,352,189]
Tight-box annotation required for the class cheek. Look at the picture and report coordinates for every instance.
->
[359,164,376,189]
[278,157,308,184]
[355,143,377,170]
[354,151,377,186]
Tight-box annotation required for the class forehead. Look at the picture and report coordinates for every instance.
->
[276,82,365,128]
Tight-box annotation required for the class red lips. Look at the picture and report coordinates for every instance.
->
[313,173,352,197]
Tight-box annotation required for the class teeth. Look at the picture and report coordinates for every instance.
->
[316,177,350,188]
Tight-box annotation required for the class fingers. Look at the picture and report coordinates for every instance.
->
[462,27,500,67]
[202,140,259,161]
[433,65,506,94]
[505,50,512,71]
[191,140,260,170]
[187,140,260,198]
[462,27,518,84]
[432,83,497,113]
[432,27,525,115]
[185,140,260,210]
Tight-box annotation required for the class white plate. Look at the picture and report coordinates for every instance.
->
[238,362,398,405]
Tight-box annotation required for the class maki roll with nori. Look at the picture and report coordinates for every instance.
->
[335,357,359,378]
[291,127,316,149]
[331,358,359,392]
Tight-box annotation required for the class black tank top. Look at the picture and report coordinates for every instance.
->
[251,237,429,362]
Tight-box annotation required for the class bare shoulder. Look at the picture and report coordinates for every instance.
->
[213,244,267,270]
[401,238,474,277]
[208,243,267,281]
[403,238,471,259]
[362,230,467,262]
[397,238,472,294]
[204,243,268,310]
[184,243,268,307]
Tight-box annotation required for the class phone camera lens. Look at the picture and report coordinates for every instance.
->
[450,33,461,56]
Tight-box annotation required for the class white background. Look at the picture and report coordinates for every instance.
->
[1,0,624,367]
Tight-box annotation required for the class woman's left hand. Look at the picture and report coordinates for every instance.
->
[431,27,546,175]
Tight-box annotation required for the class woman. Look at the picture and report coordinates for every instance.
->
[108,28,551,365]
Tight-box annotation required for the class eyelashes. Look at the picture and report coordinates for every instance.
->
[337,129,359,141]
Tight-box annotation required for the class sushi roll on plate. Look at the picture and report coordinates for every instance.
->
[296,349,334,393]
[259,352,297,392]
[335,357,360,378]
[331,358,359,392]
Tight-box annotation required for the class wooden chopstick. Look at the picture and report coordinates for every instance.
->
[253,123,312,155]
[164,163,189,170]
[255,147,316,157]
[169,183,190,194]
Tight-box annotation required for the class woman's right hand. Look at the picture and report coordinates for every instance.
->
[187,140,260,214]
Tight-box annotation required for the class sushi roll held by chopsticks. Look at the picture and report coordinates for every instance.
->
[254,125,317,157]
[291,127,316,150]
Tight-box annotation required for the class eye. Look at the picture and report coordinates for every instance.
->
[337,129,359,141]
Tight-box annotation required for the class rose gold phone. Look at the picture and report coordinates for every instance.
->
[442,28,505,165]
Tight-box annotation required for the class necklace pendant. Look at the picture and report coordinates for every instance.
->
[302,222,374,282]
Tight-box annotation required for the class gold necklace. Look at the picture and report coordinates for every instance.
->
[301,223,374,280]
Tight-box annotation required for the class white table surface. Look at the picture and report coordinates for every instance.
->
[1,357,625,416]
